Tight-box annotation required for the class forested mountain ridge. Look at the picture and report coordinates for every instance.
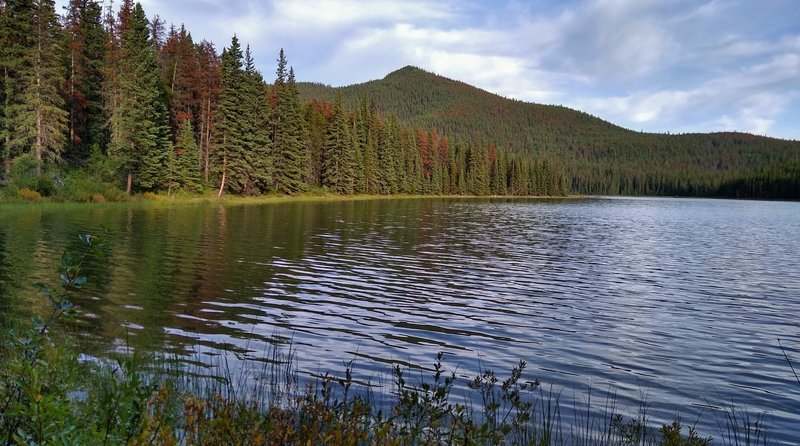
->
[300,66,800,198]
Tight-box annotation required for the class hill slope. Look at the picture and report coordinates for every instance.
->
[299,66,800,197]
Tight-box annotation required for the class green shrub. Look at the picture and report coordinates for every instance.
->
[56,170,125,202]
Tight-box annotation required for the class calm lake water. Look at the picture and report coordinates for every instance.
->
[1,197,799,442]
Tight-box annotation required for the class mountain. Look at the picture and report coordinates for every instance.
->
[299,66,800,198]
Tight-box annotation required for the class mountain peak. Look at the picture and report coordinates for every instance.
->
[384,65,433,79]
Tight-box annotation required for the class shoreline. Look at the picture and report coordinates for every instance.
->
[0,192,584,209]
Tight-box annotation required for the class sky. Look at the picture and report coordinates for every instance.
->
[59,0,800,140]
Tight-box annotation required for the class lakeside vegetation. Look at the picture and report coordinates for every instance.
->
[0,234,780,445]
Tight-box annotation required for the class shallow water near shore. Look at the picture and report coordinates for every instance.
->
[1,196,798,443]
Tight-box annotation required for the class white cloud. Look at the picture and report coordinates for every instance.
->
[575,54,800,135]
[53,0,800,139]
[274,0,454,28]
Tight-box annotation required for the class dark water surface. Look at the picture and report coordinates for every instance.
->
[1,197,798,442]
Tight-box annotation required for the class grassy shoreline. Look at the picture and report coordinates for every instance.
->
[2,325,776,446]
[0,190,585,210]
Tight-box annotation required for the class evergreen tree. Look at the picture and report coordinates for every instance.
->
[353,96,368,191]
[241,44,271,193]
[490,147,508,195]
[271,50,306,194]
[303,99,329,186]
[212,36,247,195]
[196,40,219,183]
[402,128,422,194]
[172,118,201,191]
[378,114,399,194]
[362,107,379,193]
[467,144,489,195]
[0,0,33,175]
[321,92,354,194]
[63,0,105,164]
[160,24,199,135]
[14,0,68,174]
[108,2,171,192]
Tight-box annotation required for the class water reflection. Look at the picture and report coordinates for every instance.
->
[0,197,798,443]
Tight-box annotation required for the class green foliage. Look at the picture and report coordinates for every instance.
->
[659,421,711,446]
[171,119,203,192]
[321,92,356,194]
[299,66,800,199]
[272,54,307,195]
[107,2,172,192]
[56,168,126,202]
[13,0,68,174]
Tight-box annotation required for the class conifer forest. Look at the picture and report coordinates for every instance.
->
[1,0,798,200]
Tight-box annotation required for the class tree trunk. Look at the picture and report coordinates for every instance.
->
[217,171,226,197]
[204,98,211,182]
[4,68,11,174]
[69,47,75,150]
[126,172,133,195]
[217,153,226,197]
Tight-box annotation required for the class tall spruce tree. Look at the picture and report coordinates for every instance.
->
[377,114,399,194]
[467,144,490,195]
[362,104,380,193]
[15,0,68,174]
[108,2,171,192]
[0,0,33,175]
[241,44,271,193]
[322,92,355,194]
[212,36,247,195]
[196,40,219,183]
[172,118,201,192]
[64,0,105,164]
[271,49,306,194]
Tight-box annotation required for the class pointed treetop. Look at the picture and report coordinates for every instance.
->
[276,48,287,86]
[244,44,255,73]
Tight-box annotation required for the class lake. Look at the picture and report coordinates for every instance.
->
[1,197,798,443]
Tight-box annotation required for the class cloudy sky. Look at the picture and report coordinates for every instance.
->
[60,0,800,139]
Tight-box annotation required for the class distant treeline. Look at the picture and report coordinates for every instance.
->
[0,0,567,199]
[300,67,800,200]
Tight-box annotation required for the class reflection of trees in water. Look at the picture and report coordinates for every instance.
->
[0,199,470,359]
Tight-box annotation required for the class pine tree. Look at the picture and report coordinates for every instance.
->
[109,2,171,192]
[322,92,355,194]
[212,36,247,195]
[490,147,508,195]
[271,50,306,194]
[241,44,271,193]
[362,108,379,194]
[14,0,68,174]
[467,144,490,195]
[196,40,219,183]
[172,118,201,191]
[64,0,105,164]
[377,114,399,194]
[303,99,329,186]
[0,0,33,175]
[160,24,199,134]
